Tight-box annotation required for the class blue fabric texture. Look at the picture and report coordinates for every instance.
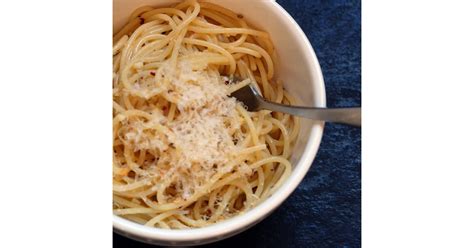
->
[114,0,361,247]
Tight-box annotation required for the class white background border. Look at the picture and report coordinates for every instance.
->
[0,0,112,247]
[363,0,474,247]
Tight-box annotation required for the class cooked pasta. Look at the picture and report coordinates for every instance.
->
[113,0,300,229]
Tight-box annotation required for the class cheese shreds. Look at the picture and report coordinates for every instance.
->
[119,58,245,200]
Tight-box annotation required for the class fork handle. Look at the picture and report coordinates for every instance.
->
[260,101,361,127]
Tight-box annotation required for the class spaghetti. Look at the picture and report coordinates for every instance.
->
[113,0,300,229]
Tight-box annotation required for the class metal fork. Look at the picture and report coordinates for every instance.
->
[230,84,361,127]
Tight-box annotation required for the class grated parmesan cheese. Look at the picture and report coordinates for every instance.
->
[120,58,246,200]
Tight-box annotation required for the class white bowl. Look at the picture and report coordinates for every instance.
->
[113,0,326,246]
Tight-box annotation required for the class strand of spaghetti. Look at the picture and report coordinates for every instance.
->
[228,179,255,206]
[261,161,292,200]
[265,160,286,193]
[227,78,251,94]
[228,191,241,212]
[131,37,172,64]
[114,195,145,208]
[207,189,219,212]
[199,2,240,19]
[170,28,188,68]
[281,92,301,142]
[141,40,174,63]
[167,103,176,121]
[275,79,284,103]
[191,19,249,48]
[187,56,230,65]
[155,180,172,205]
[113,56,121,74]
[113,101,126,113]
[122,94,135,110]
[256,36,275,55]
[255,111,266,136]
[249,156,290,170]
[119,20,161,70]
[242,56,251,71]
[113,17,141,43]
[255,167,266,198]
[228,46,262,58]
[121,109,153,119]
[142,195,164,210]
[157,220,170,229]
[265,135,285,147]
[182,37,236,74]
[132,185,159,199]
[142,61,165,70]
[126,216,148,225]
[113,165,130,177]
[187,26,269,38]
[123,147,149,175]
[120,67,162,98]
[145,210,188,227]
[236,60,247,77]
[137,149,146,165]
[255,59,273,100]
[131,1,200,60]
[146,25,173,35]
[141,8,187,22]
[114,207,161,215]
[265,161,292,199]
[112,114,126,134]
[289,116,300,142]
[193,197,205,220]
[113,35,128,55]
[167,218,189,229]
[174,214,207,228]
[260,120,273,134]
[113,179,150,192]
[237,105,259,146]
[173,15,183,25]
[133,33,171,54]
[208,186,236,222]
[150,13,177,29]
[114,188,153,199]
[242,42,274,79]
[174,0,197,11]
[265,135,278,156]
[211,173,242,191]
[128,6,155,22]
[182,51,225,61]
[270,118,290,159]
[236,144,267,155]
[199,9,238,27]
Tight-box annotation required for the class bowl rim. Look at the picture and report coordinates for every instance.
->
[113,0,326,243]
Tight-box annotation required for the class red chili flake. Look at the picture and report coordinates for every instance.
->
[237,14,243,18]
[139,17,145,24]
[150,71,156,76]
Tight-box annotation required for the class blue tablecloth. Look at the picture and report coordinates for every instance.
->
[114,0,361,247]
